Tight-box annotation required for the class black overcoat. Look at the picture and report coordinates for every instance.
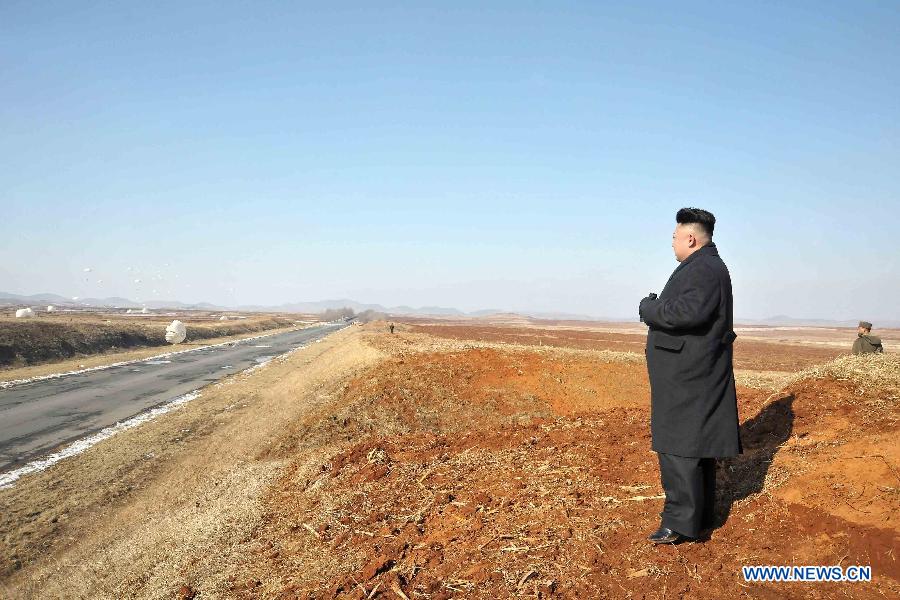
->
[639,243,742,458]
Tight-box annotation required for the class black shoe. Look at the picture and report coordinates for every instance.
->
[647,527,691,544]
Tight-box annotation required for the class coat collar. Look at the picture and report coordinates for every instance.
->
[680,242,718,266]
[667,242,717,281]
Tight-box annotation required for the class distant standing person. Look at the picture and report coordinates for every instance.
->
[638,208,741,545]
[389,323,395,334]
[852,321,884,354]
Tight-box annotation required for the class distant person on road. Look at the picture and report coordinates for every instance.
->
[389,323,395,334]
[852,321,884,354]
[638,207,741,545]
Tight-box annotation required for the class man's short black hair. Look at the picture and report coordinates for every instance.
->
[676,207,715,238]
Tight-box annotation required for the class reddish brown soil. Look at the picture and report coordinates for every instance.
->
[408,324,846,372]
[232,334,898,599]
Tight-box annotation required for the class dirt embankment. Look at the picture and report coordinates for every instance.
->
[230,330,898,599]
[0,316,298,368]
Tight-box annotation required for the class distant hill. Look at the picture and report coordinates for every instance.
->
[0,292,71,304]
[0,291,224,311]
[2,290,896,326]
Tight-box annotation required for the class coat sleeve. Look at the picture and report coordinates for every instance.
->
[642,262,720,330]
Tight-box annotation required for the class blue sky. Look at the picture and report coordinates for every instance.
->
[2,1,898,320]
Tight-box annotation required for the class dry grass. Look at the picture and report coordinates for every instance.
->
[363,327,645,365]
[0,326,383,599]
[733,369,792,391]
[0,314,300,368]
[749,353,900,423]
[786,352,900,392]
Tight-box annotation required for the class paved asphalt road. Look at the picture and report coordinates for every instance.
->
[0,323,347,473]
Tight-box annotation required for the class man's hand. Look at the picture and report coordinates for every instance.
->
[639,293,658,322]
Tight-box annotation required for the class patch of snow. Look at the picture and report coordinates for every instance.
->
[0,391,201,489]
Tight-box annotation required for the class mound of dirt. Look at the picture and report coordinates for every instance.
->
[231,338,899,598]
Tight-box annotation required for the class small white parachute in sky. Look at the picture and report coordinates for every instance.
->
[165,320,187,344]
[15,308,36,318]
[83,267,92,273]
[134,279,142,284]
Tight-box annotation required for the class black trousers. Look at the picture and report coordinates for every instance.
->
[657,453,716,538]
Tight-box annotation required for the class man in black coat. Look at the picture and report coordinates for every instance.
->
[638,207,741,544]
